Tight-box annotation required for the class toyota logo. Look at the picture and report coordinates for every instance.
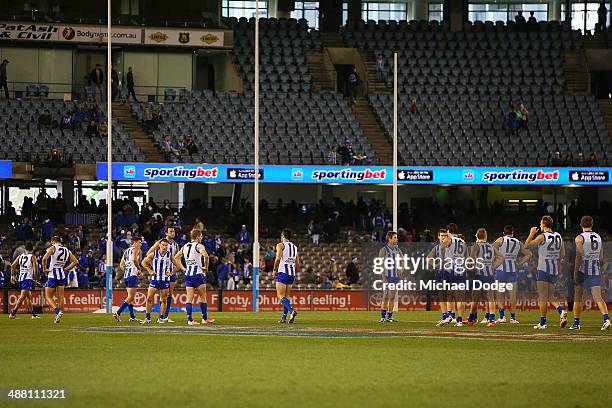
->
[133,291,147,306]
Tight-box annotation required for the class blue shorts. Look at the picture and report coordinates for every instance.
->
[124,276,139,288]
[536,270,558,284]
[19,279,33,291]
[185,274,206,288]
[495,269,518,283]
[45,277,67,288]
[576,272,601,288]
[170,274,177,283]
[275,272,295,285]
[474,274,494,284]
[450,272,467,284]
[149,280,170,290]
[435,270,451,282]
[387,276,401,284]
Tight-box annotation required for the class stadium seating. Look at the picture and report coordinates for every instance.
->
[342,20,611,166]
[228,16,321,93]
[0,99,143,163]
[132,90,376,165]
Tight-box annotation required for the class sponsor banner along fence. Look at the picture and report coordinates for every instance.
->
[144,28,224,47]
[5,290,609,313]
[96,162,612,186]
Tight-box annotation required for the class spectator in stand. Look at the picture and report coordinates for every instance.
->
[161,135,179,157]
[337,140,355,165]
[87,103,99,122]
[48,148,63,168]
[85,120,100,138]
[126,66,139,102]
[410,97,417,114]
[142,108,153,131]
[38,110,53,129]
[316,271,332,289]
[327,145,338,164]
[175,134,188,156]
[551,151,562,166]
[152,108,163,130]
[515,11,527,26]
[59,111,74,130]
[376,54,385,81]
[41,218,54,241]
[74,103,88,122]
[576,151,586,167]
[89,63,104,101]
[598,1,608,32]
[528,11,538,25]
[333,276,351,289]
[588,151,598,166]
[518,102,529,128]
[216,258,231,289]
[353,152,368,165]
[100,121,108,138]
[110,65,119,101]
[264,246,276,272]
[0,59,9,99]
[505,103,519,137]
[564,152,573,166]
[186,135,197,155]
[347,68,359,104]
[345,256,360,285]
[307,219,321,245]
[236,225,252,245]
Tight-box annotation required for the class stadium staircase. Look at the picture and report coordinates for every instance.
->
[598,99,612,140]
[352,96,392,165]
[112,103,166,163]
[319,32,346,48]
[359,50,390,94]
[563,51,590,95]
[305,50,334,91]
[582,34,608,49]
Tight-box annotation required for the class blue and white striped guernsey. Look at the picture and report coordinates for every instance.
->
[537,231,563,276]
[18,253,35,281]
[278,241,297,276]
[48,244,69,280]
[499,236,522,273]
[182,242,205,276]
[152,249,173,281]
[476,242,495,277]
[122,246,140,278]
[579,231,601,276]
[383,244,401,280]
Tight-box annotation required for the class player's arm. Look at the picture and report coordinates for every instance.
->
[517,244,532,266]
[492,237,503,249]
[600,243,607,271]
[32,256,39,283]
[146,240,161,256]
[525,227,543,247]
[66,251,79,272]
[141,252,155,275]
[573,235,584,280]
[294,254,299,274]
[378,247,387,283]
[559,238,566,270]
[425,246,436,261]
[132,247,142,275]
[491,247,504,271]
[10,257,19,284]
[198,244,209,271]
[172,249,186,272]
[41,246,55,273]
[119,255,125,273]
[272,242,283,277]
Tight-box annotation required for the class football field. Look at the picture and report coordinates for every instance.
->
[1,311,611,408]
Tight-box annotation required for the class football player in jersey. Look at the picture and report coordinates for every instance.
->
[147,226,180,322]
[440,223,467,326]
[467,228,503,326]
[173,229,214,325]
[427,228,453,326]
[272,229,299,324]
[9,243,39,319]
[41,236,78,323]
[525,216,568,329]
[140,239,174,324]
[570,216,610,331]
[379,231,403,322]
[113,236,142,322]
[492,225,531,324]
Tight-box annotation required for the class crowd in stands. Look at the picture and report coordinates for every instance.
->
[327,140,369,165]
[550,150,599,166]
[161,134,198,159]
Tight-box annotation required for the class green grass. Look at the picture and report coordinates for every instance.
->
[1,311,611,408]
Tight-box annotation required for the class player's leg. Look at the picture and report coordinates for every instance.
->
[9,290,27,318]
[508,284,519,323]
[276,281,288,322]
[158,288,168,322]
[547,280,567,327]
[54,285,65,323]
[455,288,466,326]
[164,280,176,321]
[115,287,133,321]
[44,286,58,314]
[495,271,507,323]
[380,288,389,323]
[197,283,214,324]
[386,289,399,322]
[590,285,611,330]
[185,285,197,324]
[142,287,157,323]
[285,284,298,323]
[126,287,137,320]
[570,284,583,330]
[534,279,549,329]
[486,289,497,326]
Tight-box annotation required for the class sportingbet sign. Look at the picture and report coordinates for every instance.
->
[96,163,612,186]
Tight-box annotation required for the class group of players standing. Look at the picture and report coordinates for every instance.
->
[420,215,611,331]
[8,225,300,325]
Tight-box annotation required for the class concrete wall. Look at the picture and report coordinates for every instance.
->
[121,51,192,97]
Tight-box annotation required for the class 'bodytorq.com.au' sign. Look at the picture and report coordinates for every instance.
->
[95,162,612,186]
